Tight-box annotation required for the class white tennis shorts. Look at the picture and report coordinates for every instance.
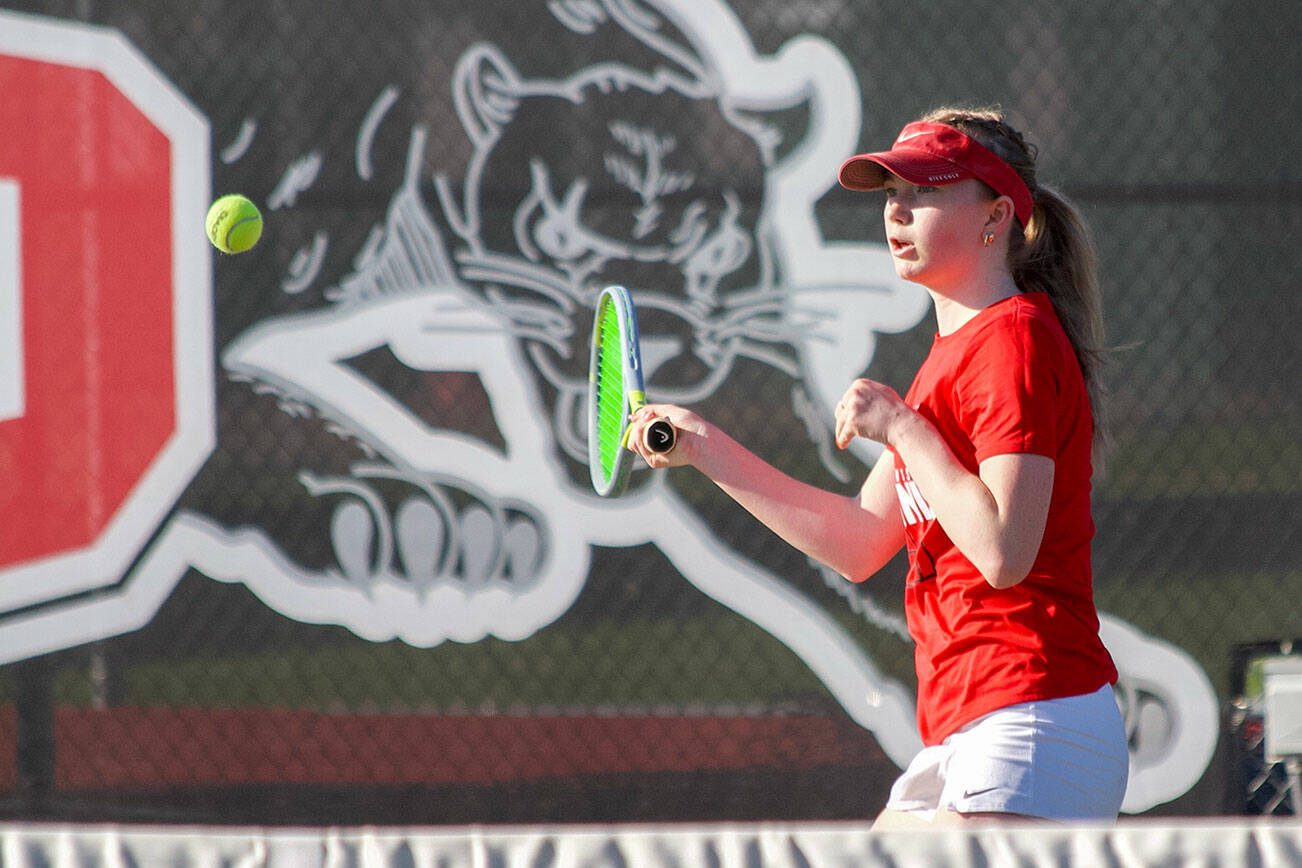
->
[884,684,1129,822]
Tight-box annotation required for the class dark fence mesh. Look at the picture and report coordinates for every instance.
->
[0,0,1297,824]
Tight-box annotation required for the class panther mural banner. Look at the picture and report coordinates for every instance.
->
[0,0,1297,823]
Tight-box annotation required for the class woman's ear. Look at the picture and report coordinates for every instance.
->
[985,195,1017,233]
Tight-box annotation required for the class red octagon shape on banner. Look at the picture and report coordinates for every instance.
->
[0,14,212,613]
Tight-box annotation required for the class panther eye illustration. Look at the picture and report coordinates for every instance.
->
[518,160,608,265]
[681,197,751,303]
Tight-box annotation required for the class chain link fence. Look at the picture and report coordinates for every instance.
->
[0,0,1297,824]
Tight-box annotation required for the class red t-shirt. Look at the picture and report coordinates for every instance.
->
[891,292,1117,745]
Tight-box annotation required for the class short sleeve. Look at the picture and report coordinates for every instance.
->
[954,312,1062,462]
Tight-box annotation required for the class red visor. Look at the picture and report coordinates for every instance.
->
[838,121,1033,225]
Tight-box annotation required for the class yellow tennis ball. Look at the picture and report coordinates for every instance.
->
[206,194,263,254]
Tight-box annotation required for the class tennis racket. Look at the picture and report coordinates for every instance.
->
[588,285,677,497]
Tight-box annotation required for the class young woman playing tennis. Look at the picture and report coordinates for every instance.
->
[625,107,1128,826]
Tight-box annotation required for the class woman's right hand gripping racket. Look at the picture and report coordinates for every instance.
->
[588,285,677,497]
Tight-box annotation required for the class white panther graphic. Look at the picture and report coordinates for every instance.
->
[0,0,1216,813]
[217,0,928,766]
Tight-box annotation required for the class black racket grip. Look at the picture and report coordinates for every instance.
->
[644,419,677,453]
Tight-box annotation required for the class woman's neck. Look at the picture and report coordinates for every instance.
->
[928,274,1022,336]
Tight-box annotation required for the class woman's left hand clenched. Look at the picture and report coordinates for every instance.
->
[834,378,917,450]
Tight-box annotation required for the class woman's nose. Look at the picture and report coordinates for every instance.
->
[886,196,910,223]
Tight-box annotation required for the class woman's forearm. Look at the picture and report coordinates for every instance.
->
[689,423,903,582]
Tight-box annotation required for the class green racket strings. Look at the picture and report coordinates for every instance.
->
[594,301,626,483]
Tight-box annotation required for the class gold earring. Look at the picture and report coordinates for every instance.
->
[982,232,995,247]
